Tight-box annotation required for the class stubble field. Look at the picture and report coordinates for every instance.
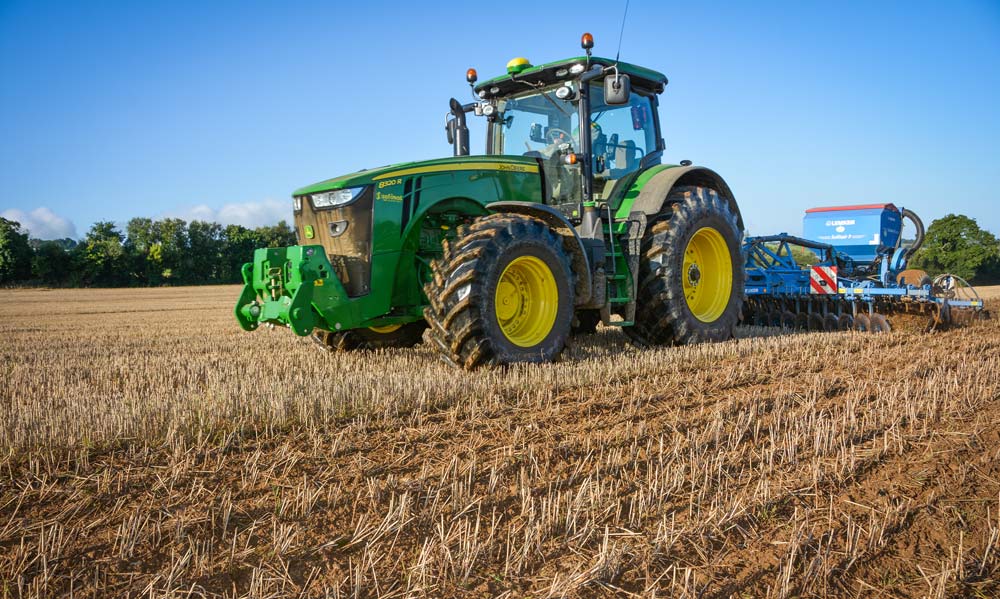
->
[1,285,998,598]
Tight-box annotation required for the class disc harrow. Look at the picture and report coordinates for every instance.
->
[743,205,986,334]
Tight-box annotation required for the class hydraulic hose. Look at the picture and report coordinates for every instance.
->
[900,208,925,259]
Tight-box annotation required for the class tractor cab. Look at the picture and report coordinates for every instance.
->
[238,33,744,369]
[449,39,668,220]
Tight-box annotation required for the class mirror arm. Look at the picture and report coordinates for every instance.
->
[580,64,605,83]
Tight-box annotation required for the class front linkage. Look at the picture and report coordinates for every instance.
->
[235,245,359,337]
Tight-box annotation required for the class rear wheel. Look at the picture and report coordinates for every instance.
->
[808,313,825,331]
[781,310,797,329]
[823,314,839,332]
[423,213,574,368]
[838,314,854,331]
[311,321,427,352]
[625,186,743,347]
[854,313,871,332]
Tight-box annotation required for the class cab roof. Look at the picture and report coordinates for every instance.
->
[474,56,668,99]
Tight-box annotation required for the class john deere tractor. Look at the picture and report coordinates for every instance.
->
[235,34,745,368]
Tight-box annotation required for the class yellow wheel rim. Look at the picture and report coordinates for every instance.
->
[368,324,402,334]
[495,255,559,347]
[682,227,733,322]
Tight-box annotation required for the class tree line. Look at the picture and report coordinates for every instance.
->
[1,212,998,287]
[0,217,295,286]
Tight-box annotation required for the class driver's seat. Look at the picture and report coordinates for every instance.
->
[610,140,637,178]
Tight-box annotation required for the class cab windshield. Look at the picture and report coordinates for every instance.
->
[492,86,580,155]
[491,86,581,204]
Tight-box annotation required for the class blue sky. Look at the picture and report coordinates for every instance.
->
[1,1,998,240]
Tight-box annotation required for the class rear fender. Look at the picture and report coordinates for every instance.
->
[619,165,743,231]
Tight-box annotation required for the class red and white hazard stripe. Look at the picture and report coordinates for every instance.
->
[810,266,838,294]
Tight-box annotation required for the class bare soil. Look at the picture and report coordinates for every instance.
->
[1,286,997,598]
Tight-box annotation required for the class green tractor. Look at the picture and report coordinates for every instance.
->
[235,34,745,368]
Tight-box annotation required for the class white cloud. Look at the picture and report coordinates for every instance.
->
[0,207,77,240]
[166,199,293,228]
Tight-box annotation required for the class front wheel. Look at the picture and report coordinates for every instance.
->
[626,186,744,347]
[423,213,575,369]
[311,321,427,352]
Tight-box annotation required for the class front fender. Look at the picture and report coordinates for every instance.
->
[486,201,593,306]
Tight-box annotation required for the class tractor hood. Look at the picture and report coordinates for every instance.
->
[293,155,541,197]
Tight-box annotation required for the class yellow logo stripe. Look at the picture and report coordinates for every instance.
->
[373,162,538,180]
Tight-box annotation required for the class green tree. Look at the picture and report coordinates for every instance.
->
[29,237,77,251]
[155,218,188,282]
[221,224,257,283]
[254,220,296,249]
[32,241,71,284]
[73,221,128,286]
[125,217,157,284]
[0,217,33,283]
[187,220,222,283]
[910,214,1000,283]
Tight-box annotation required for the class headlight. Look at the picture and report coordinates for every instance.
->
[555,85,576,101]
[311,187,365,209]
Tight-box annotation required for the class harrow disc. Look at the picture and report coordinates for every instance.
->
[870,313,891,333]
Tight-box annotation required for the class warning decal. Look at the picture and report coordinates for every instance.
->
[810,266,838,294]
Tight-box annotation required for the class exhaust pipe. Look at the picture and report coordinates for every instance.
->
[446,98,470,156]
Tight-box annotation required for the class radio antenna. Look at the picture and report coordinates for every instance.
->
[615,0,630,63]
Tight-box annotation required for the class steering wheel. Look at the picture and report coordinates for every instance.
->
[545,127,572,146]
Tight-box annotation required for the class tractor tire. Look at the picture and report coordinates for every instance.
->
[768,309,783,327]
[782,310,797,329]
[838,314,854,331]
[311,321,427,352]
[422,213,574,369]
[823,314,839,332]
[870,313,891,333]
[625,186,743,347]
[808,313,825,331]
[854,313,871,332]
[794,312,809,331]
[573,309,602,335]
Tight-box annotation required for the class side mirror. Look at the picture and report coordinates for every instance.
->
[604,74,631,105]
[529,123,545,143]
[445,118,455,144]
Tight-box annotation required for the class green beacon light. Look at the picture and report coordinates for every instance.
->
[506,57,532,75]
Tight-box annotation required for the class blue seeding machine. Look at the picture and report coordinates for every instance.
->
[743,203,987,332]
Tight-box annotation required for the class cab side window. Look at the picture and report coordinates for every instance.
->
[590,89,657,195]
